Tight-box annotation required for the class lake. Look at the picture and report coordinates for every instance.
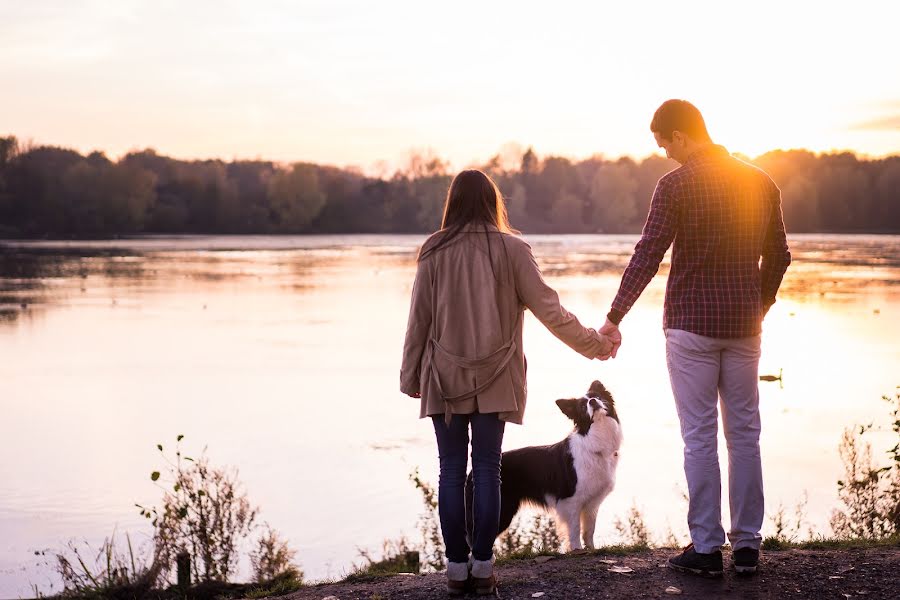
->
[1,234,899,597]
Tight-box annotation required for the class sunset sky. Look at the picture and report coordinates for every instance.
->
[1,0,898,171]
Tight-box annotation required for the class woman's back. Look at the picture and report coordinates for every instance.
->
[420,224,519,361]
[403,221,610,424]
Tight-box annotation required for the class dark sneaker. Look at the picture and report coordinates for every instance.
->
[472,573,497,596]
[733,547,760,575]
[667,543,724,578]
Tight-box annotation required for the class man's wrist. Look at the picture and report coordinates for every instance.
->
[607,308,625,326]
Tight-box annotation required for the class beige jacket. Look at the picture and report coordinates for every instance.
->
[400,223,612,425]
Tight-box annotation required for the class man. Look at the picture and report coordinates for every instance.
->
[600,99,791,577]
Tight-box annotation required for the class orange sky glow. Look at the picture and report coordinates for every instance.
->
[1,0,898,172]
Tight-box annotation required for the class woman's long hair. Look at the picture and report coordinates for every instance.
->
[417,170,517,269]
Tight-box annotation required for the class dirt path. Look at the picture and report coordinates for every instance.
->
[277,546,900,600]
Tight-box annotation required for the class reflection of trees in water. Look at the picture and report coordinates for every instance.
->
[0,247,340,326]
[1,237,897,326]
[0,249,148,325]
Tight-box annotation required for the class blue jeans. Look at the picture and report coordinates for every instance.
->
[432,412,505,563]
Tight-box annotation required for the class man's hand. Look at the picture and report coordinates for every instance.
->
[599,318,622,358]
[587,328,613,361]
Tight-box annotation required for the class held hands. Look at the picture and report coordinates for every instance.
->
[599,318,622,358]
[588,328,614,361]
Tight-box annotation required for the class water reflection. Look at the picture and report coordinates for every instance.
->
[0,234,898,597]
[3,234,898,327]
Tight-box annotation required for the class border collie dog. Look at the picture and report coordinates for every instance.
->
[466,380,622,551]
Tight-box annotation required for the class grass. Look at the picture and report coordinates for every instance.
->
[495,542,652,565]
[341,551,420,584]
[589,543,653,556]
[243,570,305,598]
[762,534,900,551]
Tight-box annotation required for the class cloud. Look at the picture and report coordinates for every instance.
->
[851,115,900,131]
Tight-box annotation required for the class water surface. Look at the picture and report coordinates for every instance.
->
[1,234,899,597]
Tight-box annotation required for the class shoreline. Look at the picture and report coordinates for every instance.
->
[278,544,900,600]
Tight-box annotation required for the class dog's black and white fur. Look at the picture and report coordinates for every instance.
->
[466,380,622,551]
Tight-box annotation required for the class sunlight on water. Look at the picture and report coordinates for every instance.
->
[0,234,898,596]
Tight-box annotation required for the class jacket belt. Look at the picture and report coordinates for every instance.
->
[429,334,518,426]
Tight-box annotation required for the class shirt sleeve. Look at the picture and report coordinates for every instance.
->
[610,176,678,319]
[400,258,433,395]
[760,183,792,312]
[512,241,612,359]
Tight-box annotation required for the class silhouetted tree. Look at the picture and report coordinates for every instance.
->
[588,162,638,233]
[0,138,895,237]
[266,163,326,232]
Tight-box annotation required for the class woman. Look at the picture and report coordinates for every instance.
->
[400,169,611,595]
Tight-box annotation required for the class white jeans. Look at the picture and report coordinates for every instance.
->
[665,328,763,554]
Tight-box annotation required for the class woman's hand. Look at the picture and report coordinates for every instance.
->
[588,329,614,361]
[599,318,622,358]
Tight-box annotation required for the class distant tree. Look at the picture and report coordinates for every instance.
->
[61,161,156,234]
[8,146,85,234]
[0,138,896,236]
[266,163,326,232]
[506,181,530,231]
[781,175,821,232]
[530,156,579,227]
[226,161,276,232]
[0,136,18,168]
[588,162,638,232]
[0,136,18,233]
[400,150,451,231]
[308,165,366,233]
[873,157,900,227]
[381,174,419,232]
[632,155,676,225]
[520,147,538,177]
[816,154,872,231]
[551,191,585,230]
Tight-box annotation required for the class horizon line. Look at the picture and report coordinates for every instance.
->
[3,132,898,175]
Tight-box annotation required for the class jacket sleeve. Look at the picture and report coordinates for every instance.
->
[609,176,677,320]
[760,182,791,313]
[400,258,433,395]
[511,240,611,359]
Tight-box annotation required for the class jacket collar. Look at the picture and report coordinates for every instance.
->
[459,221,501,233]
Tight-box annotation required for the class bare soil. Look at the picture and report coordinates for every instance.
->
[277,546,900,600]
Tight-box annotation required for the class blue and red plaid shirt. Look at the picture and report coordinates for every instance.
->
[609,145,791,338]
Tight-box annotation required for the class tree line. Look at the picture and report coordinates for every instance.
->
[0,135,897,237]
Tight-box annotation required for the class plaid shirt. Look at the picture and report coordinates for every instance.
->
[610,145,791,338]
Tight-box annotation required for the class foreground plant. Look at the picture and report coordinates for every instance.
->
[830,390,900,538]
[137,435,260,583]
[51,531,165,598]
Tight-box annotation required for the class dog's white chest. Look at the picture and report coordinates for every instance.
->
[569,422,621,497]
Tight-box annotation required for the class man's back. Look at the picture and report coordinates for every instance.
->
[608,99,789,575]
[610,145,791,338]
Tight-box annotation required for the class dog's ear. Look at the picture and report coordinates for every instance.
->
[555,398,581,421]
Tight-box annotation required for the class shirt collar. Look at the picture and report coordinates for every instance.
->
[685,144,729,166]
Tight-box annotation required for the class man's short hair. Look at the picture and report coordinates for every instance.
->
[650,99,712,143]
